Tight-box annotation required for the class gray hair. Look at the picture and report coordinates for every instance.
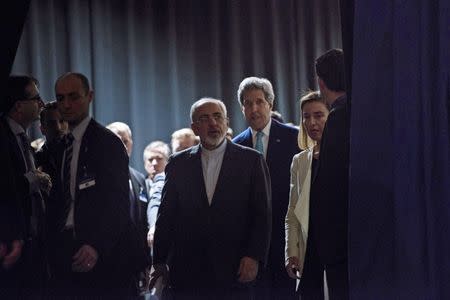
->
[143,141,171,161]
[190,97,227,122]
[106,121,132,138]
[237,77,275,106]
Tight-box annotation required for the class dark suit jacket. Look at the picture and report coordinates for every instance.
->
[233,119,299,271]
[0,116,31,242]
[47,119,148,276]
[309,95,349,265]
[153,140,272,289]
[129,166,149,245]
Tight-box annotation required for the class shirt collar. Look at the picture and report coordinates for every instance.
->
[201,138,227,158]
[70,116,91,142]
[250,117,272,138]
[6,116,26,136]
[331,94,347,110]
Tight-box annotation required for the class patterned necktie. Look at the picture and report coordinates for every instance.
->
[255,131,264,155]
[62,133,75,225]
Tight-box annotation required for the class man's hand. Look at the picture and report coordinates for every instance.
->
[237,256,259,283]
[72,244,99,272]
[147,226,155,248]
[285,256,301,279]
[149,264,169,290]
[34,169,52,194]
[1,240,24,270]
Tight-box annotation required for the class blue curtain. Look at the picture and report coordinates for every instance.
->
[12,0,342,173]
[348,0,450,299]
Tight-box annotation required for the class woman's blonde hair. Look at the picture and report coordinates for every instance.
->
[297,90,329,150]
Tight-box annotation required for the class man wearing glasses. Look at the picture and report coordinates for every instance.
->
[0,75,52,298]
[150,98,272,299]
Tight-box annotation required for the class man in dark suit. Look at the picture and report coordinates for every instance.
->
[106,121,150,294]
[35,100,68,181]
[0,75,51,299]
[233,77,299,300]
[307,48,349,299]
[46,72,147,298]
[106,122,149,240]
[150,98,272,299]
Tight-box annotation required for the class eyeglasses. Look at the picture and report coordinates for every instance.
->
[21,94,43,104]
[195,113,227,124]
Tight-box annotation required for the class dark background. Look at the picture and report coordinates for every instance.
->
[11,0,342,173]
[2,0,449,299]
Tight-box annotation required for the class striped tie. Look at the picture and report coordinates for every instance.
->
[62,133,74,225]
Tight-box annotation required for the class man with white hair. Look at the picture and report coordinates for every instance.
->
[233,77,299,300]
[150,98,271,299]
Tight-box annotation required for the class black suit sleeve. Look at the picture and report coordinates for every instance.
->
[152,157,176,265]
[85,132,131,257]
[245,153,272,265]
[0,139,23,242]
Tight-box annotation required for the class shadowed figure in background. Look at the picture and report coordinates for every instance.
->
[107,121,151,296]
[308,49,349,300]
[170,127,199,153]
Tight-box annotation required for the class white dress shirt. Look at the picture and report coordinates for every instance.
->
[201,139,227,205]
[250,118,272,159]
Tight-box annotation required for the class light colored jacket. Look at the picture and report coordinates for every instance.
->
[285,148,313,286]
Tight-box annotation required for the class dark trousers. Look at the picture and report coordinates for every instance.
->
[47,229,138,300]
[299,235,349,300]
[325,261,349,300]
[299,235,325,300]
[254,253,297,300]
[162,285,253,300]
[0,238,47,300]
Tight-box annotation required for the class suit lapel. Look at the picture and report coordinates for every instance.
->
[241,128,253,148]
[189,145,210,208]
[75,119,95,201]
[209,140,233,207]
[266,119,282,165]
[129,168,141,202]
[1,117,26,174]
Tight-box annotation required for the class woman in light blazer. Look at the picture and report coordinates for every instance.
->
[285,91,329,299]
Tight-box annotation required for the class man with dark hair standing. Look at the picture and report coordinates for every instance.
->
[35,100,68,179]
[306,48,349,299]
[46,72,147,298]
[233,77,299,300]
[0,75,51,299]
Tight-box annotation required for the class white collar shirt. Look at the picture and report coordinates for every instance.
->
[200,139,227,205]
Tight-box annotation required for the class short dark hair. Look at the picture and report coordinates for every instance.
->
[40,100,58,124]
[315,48,346,92]
[1,75,39,113]
[55,72,90,95]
